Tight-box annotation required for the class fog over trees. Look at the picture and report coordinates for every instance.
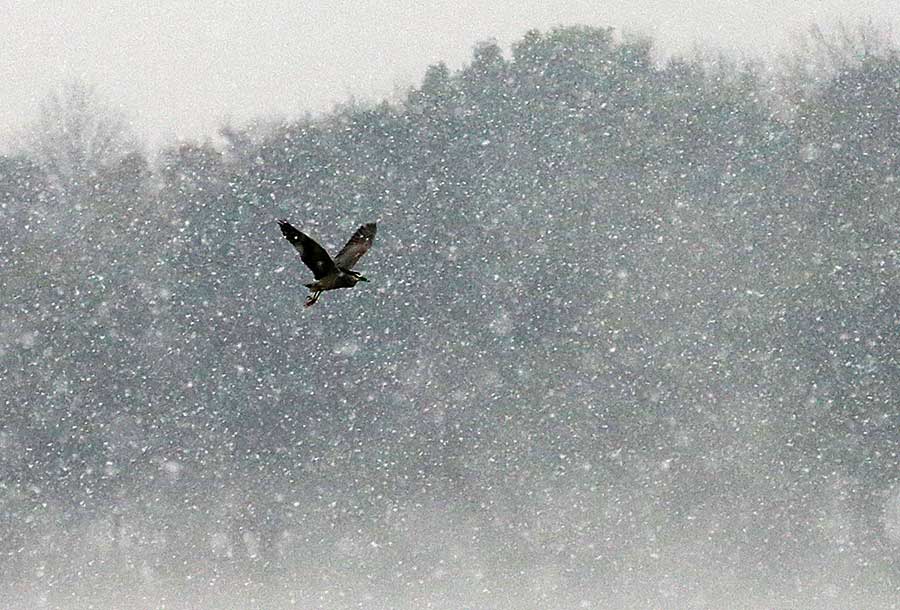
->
[1,24,899,609]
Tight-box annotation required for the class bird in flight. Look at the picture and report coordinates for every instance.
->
[277,219,377,307]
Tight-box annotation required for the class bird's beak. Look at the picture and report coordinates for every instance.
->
[358,276,369,282]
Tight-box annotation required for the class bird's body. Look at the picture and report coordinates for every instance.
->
[277,219,376,307]
[303,270,362,292]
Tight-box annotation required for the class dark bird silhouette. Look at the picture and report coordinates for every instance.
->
[277,219,377,307]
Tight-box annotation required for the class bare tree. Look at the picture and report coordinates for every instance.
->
[777,20,898,102]
[25,81,141,204]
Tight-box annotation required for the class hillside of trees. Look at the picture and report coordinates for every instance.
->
[1,25,898,608]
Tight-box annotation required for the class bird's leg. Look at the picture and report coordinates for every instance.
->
[305,291,321,307]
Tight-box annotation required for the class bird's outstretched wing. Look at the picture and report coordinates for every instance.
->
[277,219,337,279]
[334,223,377,270]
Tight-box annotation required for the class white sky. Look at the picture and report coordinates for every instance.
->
[1,0,896,148]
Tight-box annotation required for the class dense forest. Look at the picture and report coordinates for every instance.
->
[1,24,899,608]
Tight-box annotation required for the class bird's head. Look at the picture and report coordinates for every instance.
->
[347,269,368,283]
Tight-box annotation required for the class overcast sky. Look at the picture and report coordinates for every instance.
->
[1,0,896,148]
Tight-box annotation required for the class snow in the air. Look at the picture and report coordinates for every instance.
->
[1,22,899,610]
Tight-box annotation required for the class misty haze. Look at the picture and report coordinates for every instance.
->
[1,21,899,610]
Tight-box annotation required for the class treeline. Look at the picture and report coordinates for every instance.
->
[1,25,898,605]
